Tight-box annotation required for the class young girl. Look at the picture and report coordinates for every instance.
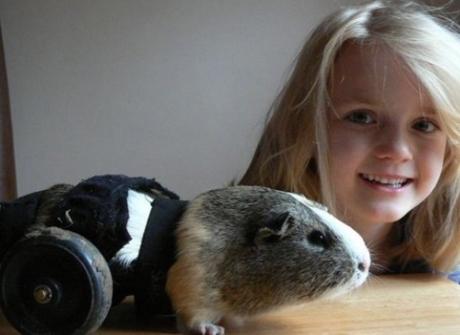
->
[239,0,460,279]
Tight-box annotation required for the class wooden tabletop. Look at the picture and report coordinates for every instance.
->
[2,274,460,334]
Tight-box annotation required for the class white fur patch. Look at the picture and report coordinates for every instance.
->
[289,192,370,293]
[113,190,153,266]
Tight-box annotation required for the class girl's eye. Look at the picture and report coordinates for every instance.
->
[344,110,375,125]
[412,118,439,133]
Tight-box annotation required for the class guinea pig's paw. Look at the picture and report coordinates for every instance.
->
[189,322,225,335]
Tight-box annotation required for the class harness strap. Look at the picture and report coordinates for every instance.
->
[134,198,189,315]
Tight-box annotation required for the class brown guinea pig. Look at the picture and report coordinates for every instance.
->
[165,186,370,335]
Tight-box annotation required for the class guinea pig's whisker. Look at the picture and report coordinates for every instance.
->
[365,273,382,287]
[363,241,392,275]
[371,262,390,274]
[365,239,379,253]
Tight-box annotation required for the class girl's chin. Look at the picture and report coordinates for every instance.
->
[340,204,411,226]
[360,206,410,224]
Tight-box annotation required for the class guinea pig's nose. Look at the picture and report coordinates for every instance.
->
[358,258,370,273]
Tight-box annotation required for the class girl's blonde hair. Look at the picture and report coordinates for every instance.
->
[239,0,460,271]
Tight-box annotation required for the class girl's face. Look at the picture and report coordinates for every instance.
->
[327,43,447,239]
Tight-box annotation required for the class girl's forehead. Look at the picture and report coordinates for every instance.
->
[329,42,433,110]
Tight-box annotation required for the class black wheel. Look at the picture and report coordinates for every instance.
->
[0,227,113,335]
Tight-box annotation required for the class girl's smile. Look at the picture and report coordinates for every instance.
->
[327,42,447,244]
[358,173,413,193]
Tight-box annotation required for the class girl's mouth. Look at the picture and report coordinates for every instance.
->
[359,173,413,189]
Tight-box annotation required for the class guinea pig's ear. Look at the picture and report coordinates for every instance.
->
[255,212,296,245]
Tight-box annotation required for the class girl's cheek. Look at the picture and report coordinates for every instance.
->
[329,128,371,155]
[421,137,447,168]
[423,147,445,179]
[328,134,369,177]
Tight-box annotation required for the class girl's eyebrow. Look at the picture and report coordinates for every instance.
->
[331,94,379,107]
[420,110,439,119]
[331,85,380,103]
[420,107,437,115]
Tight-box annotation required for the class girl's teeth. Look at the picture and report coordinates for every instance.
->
[361,174,408,187]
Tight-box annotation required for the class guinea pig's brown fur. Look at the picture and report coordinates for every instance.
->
[166,186,369,335]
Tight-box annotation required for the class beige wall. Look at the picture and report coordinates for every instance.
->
[0,0,358,198]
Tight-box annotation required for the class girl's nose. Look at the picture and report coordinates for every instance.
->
[373,126,413,162]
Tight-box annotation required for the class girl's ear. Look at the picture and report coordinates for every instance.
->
[255,212,296,245]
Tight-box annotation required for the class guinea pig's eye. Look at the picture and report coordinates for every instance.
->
[307,230,329,249]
